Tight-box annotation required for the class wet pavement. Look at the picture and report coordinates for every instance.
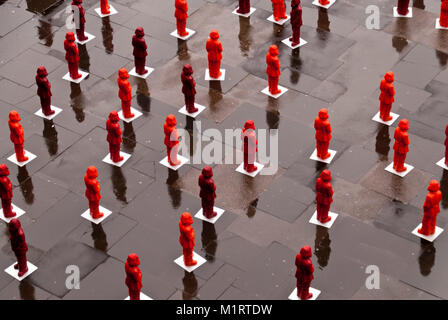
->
[0,0,447,300]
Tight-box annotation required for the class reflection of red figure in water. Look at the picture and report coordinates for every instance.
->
[271,0,287,21]
[36,66,55,116]
[84,166,104,219]
[175,0,189,37]
[237,0,251,14]
[441,0,448,28]
[206,30,223,79]
[444,124,448,166]
[393,119,410,173]
[117,68,134,119]
[316,170,333,224]
[164,115,181,166]
[0,164,16,218]
[132,27,148,76]
[266,45,281,95]
[9,219,29,277]
[64,32,82,80]
[397,0,410,16]
[181,64,198,114]
[125,253,143,300]
[314,108,332,160]
[72,0,88,41]
[241,120,258,173]
[199,166,217,219]
[9,111,28,163]
[100,0,110,15]
[106,111,124,163]
[379,71,395,122]
[179,212,197,266]
[289,0,303,47]
[418,180,442,236]
[295,246,314,300]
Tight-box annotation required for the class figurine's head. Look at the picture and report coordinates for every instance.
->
[292,0,301,7]
[201,166,213,179]
[320,169,332,182]
[182,64,193,76]
[318,108,329,120]
[118,68,129,80]
[428,180,440,193]
[209,30,220,40]
[65,31,76,42]
[300,245,312,259]
[268,44,279,57]
[384,71,394,82]
[126,253,140,267]
[180,212,193,226]
[8,218,21,234]
[0,164,10,176]
[243,120,255,131]
[398,119,409,131]
[165,114,177,127]
[135,27,145,37]
[37,66,48,77]
[108,111,120,123]
[86,166,98,179]
[8,110,21,122]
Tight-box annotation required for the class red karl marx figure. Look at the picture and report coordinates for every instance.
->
[0,164,16,218]
[266,45,281,95]
[271,0,287,21]
[397,0,410,16]
[198,166,217,219]
[9,219,28,277]
[84,166,104,219]
[175,0,189,37]
[72,0,88,41]
[418,180,442,236]
[445,124,448,166]
[36,66,55,116]
[179,212,197,266]
[64,32,82,80]
[117,68,134,119]
[100,0,110,15]
[125,253,143,300]
[206,30,223,79]
[441,0,448,28]
[181,64,198,114]
[295,246,314,300]
[107,111,124,163]
[132,27,148,76]
[393,119,410,172]
[379,71,395,122]
[237,0,251,14]
[164,115,181,166]
[9,111,28,163]
[290,0,303,47]
[241,120,258,173]
[314,108,332,160]
[316,170,333,224]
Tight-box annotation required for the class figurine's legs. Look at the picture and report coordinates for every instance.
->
[14,144,29,162]
[441,15,448,28]
[101,0,111,14]
[379,102,393,121]
[429,216,437,235]
[1,198,16,218]
[185,94,198,113]
[129,289,141,300]
[135,57,148,75]
[209,60,222,78]
[89,199,104,219]
[202,198,217,219]
[76,24,88,41]
[167,145,181,166]
[316,141,331,160]
[176,19,189,37]
[183,247,197,266]
[397,0,410,15]
[40,97,55,116]
[121,100,134,119]
[109,143,124,163]
[279,2,287,19]
[68,62,82,79]
[290,29,301,46]
[299,280,313,300]
[395,152,407,172]
[445,147,448,166]
[418,216,433,235]
[319,0,330,5]
[317,203,332,223]
[296,281,303,298]
[237,0,250,14]
[14,253,28,277]
[268,76,281,94]
[246,152,258,173]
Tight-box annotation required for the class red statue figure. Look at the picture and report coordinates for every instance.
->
[393,119,410,172]
[0,164,16,218]
[125,253,143,300]
[290,0,303,47]
[9,219,28,277]
[319,0,330,5]
[379,71,395,122]
[266,45,281,95]
[237,0,251,14]
[198,166,217,219]
[397,0,410,16]
[441,0,448,28]
[316,170,333,224]
[106,111,124,163]
[181,64,198,114]
[36,66,55,116]
[117,68,134,119]
[132,27,148,76]
[179,212,197,266]
[164,114,181,166]
[295,246,314,300]
[271,0,287,21]
[100,0,110,15]
[418,180,442,236]
[72,0,88,41]
[445,124,448,166]
[84,166,104,219]
[64,32,82,80]
[314,108,332,160]
[241,120,258,173]
[206,30,223,79]
[9,111,28,163]
[175,0,189,37]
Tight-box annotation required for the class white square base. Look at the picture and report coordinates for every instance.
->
[232,7,256,18]
[170,28,196,40]
[282,37,307,49]
[34,106,63,120]
[102,152,131,167]
[4,262,38,281]
[312,0,337,9]
[436,19,448,30]
[267,14,290,25]
[436,158,448,170]
[393,7,413,18]
[235,162,264,177]
[372,111,400,126]
[412,223,444,242]
[178,103,206,118]
[205,69,226,81]
[261,85,289,99]
[81,206,112,224]
[159,155,189,171]
[309,211,339,229]
[288,287,321,300]
[125,292,153,300]
[117,107,143,123]
[129,67,154,79]
[7,150,37,167]
[62,70,89,83]
[385,162,414,177]
[194,207,225,224]
[0,204,26,223]
[174,252,207,273]
[75,32,96,45]
[309,149,337,164]
[94,5,118,18]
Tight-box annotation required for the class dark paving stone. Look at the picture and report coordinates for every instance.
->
[0,78,35,105]
[196,263,242,300]
[392,60,441,90]
[0,279,53,300]
[0,3,33,37]
[195,63,248,94]
[279,67,321,95]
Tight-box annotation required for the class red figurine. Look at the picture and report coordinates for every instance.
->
[125,253,143,300]
[393,119,410,173]
[9,111,28,163]
[164,114,181,166]
[319,0,330,5]
[441,0,448,28]
[378,71,395,122]
[241,120,258,173]
[266,45,281,95]
[271,0,287,21]
[179,212,197,266]
[72,0,88,41]
[64,32,82,80]
[314,108,332,160]
[9,219,28,277]
[106,111,124,163]
[237,0,251,14]
[0,164,16,218]
[295,246,315,300]
[316,170,333,224]
[289,0,303,47]
[445,124,448,166]
[84,166,104,219]
[206,30,223,79]
[100,0,110,15]
[132,27,148,76]
[198,166,217,219]
[175,0,189,37]
[36,66,55,116]
[181,64,198,114]
[418,180,442,236]
[397,0,410,16]
[117,68,134,119]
